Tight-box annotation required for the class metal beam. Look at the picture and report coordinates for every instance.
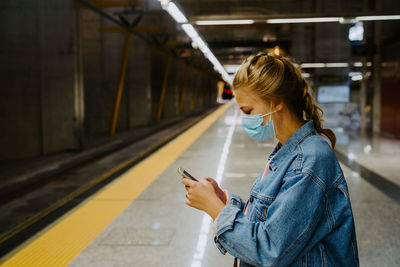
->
[98,26,166,33]
[157,55,171,122]
[76,0,141,8]
[75,0,220,80]
[209,40,291,50]
[110,33,132,136]
[175,41,288,49]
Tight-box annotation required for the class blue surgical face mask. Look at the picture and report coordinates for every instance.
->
[241,106,276,141]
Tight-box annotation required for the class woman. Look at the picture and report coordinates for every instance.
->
[182,52,359,267]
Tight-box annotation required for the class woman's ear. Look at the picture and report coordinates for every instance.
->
[274,101,284,112]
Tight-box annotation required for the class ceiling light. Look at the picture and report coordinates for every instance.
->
[349,71,362,77]
[165,2,187,23]
[200,45,211,55]
[356,15,400,21]
[266,17,340,24]
[195,20,254,25]
[266,15,400,24]
[301,63,325,68]
[339,17,358,24]
[181,24,198,39]
[158,0,171,6]
[351,74,363,81]
[300,63,353,68]
[224,65,241,74]
[159,3,231,83]
[325,63,349,67]
[353,62,372,67]
[348,22,364,41]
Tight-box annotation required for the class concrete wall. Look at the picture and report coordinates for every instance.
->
[0,0,219,160]
[0,1,82,160]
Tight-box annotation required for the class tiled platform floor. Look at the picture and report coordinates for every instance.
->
[70,104,400,267]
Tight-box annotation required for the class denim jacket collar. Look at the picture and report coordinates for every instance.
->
[268,120,315,171]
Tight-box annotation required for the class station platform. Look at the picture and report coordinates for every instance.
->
[1,101,399,267]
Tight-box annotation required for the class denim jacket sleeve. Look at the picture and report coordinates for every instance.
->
[214,172,326,267]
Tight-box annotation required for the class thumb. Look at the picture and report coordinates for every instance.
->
[205,178,226,204]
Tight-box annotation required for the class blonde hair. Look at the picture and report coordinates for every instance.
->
[233,52,336,148]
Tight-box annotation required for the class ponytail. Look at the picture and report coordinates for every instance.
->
[303,87,336,149]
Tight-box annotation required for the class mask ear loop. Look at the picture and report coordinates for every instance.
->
[262,103,276,121]
[269,102,277,143]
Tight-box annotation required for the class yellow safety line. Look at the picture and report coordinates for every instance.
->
[1,101,233,267]
[0,101,213,245]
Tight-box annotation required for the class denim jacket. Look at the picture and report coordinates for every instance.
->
[214,121,359,267]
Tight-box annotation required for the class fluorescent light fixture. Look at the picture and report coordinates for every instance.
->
[300,62,352,68]
[196,19,254,25]
[301,63,325,68]
[267,17,340,24]
[326,63,349,67]
[356,15,400,21]
[349,71,362,77]
[192,36,206,49]
[349,22,364,41]
[182,24,199,39]
[200,46,211,55]
[302,72,311,78]
[353,62,372,67]
[339,17,358,24]
[224,65,241,74]
[266,15,400,24]
[160,5,231,83]
[166,2,188,23]
[351,74,363,81]
[158,0,170,6]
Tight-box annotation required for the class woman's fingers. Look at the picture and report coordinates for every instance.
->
[205,177,216,183]
[181,178,196,187]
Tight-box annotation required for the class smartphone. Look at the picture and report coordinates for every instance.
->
[177,167,198,181]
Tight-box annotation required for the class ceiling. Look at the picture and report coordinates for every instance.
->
[173,0,398,65]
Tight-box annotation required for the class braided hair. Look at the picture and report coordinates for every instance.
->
[233,52,336,148]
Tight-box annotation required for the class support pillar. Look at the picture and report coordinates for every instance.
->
[157,55,171,121]
[110,32,132,136]
[372,0,382,134]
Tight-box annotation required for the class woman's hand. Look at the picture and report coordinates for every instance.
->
[204,177,227,204]
[182,178,226,220]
